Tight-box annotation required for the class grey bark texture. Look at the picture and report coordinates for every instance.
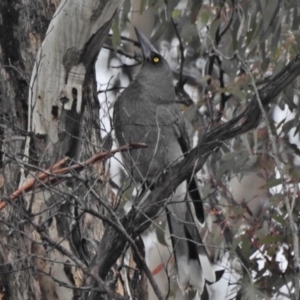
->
[0,2,60,298]
[0,1,124,299]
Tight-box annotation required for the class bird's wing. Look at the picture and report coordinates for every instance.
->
[115,97,205,224]
[173,109,205,225]
[153,102,205,225]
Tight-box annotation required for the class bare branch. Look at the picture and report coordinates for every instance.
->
[0,143,147,211]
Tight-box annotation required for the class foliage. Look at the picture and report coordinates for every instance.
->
[101,0,300,298]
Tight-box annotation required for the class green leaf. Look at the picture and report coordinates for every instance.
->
[151,0,165,10]
[241,235,251,259]
[246,24,257,47]
[111,18,121,51]
[231,236,241,251]
[263,178,282,188]
[236,4,245,41]
[271,24,281,54]
[246,12,257,47]
[286,142,300,156]
[260,235,284,244]
[197,75,211,84]
[232,17,242,51]
[120,0,131,28]
[266,243,277,257]
[196,8,212,32]
[275,117,286,129]
[283,119,296,133]
[209,18,220,42]
[140,0,148,13]
[172,9,180,19]
[189,0,203,23]
[290,167,300,181]
[270,194,284,204]
[292,7,300,31]
[272,214,286,226]
[263,0,279,32]
[221,152,235,162]
[167,0,180,19]
[229,86,247,100]
[154,221,168,246]
[273,58,285,76]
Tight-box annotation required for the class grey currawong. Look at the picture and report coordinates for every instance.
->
[113,27,215,296]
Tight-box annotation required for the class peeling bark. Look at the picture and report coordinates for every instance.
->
[0,1,60,298]
[0,1,123,299]
[27,0,121,167]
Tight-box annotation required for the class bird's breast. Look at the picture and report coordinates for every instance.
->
[114,95,182,182]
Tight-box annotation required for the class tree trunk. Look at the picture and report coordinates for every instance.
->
[0,1,122,299]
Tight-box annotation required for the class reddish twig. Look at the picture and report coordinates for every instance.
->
[0,143,147,211]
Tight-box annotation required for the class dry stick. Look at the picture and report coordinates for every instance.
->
[0,157,69,211]
[0,143,147,211]
[236,52,300,300]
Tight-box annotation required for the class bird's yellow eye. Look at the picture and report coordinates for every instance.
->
[153,56,160,63]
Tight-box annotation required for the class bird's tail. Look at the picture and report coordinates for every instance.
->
[166,183,215,296]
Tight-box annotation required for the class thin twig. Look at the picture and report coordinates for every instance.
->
[0,143,147,211]
[97,86,126,94]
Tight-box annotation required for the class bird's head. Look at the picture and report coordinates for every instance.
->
[134,27,174,94]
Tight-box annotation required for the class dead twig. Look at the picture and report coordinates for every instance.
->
[0,143,147,211]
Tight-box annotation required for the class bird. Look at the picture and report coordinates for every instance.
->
[113,27,216,296]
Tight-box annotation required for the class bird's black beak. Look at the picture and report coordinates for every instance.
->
[134,27,158,61]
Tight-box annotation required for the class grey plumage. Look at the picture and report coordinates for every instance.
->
[113,27,215,295]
